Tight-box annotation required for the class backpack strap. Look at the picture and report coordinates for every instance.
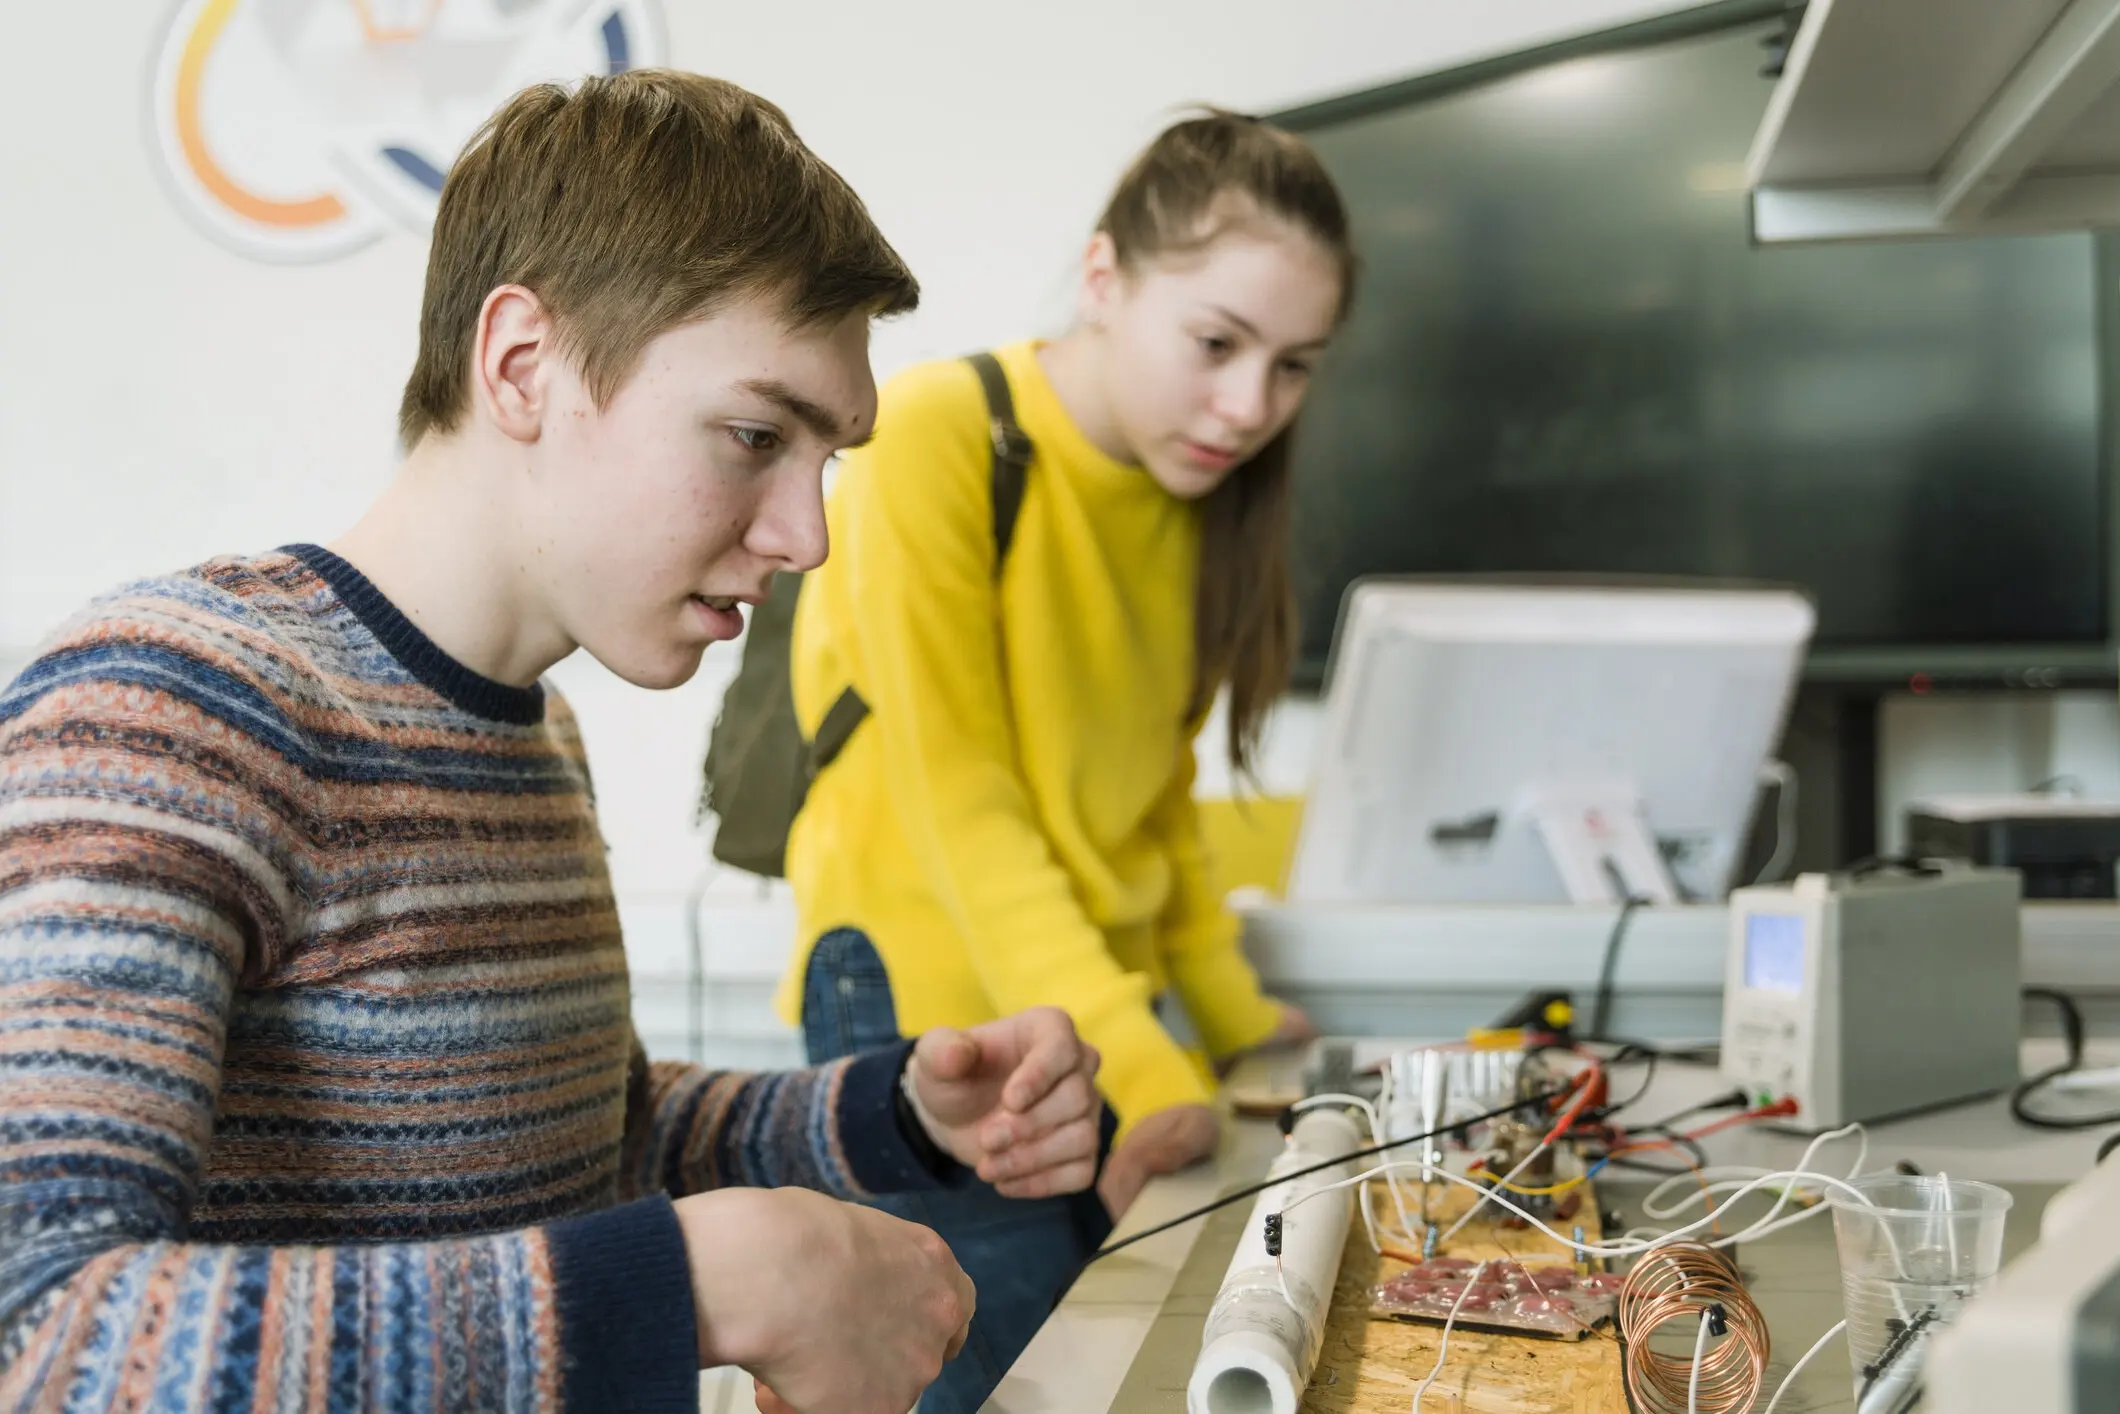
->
[806,352,1033,779]
[967,351,1033,566]
[807,686,871,780]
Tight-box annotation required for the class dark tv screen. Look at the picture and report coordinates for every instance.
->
[1289,17,2104,684]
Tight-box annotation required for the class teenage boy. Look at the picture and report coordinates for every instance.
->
[0,71,1104,1414]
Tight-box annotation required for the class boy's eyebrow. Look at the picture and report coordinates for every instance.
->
[736,378,869,447]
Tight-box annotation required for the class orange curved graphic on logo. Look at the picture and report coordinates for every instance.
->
[175,0,345,228]
[353,0,445,43]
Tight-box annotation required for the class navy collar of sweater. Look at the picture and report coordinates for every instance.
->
[284,543,547,726]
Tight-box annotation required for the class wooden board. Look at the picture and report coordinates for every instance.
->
[1102,1173,1631,1413]
[1299,1179,1626,1414]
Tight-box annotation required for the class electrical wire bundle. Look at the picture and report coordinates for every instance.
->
[1091,1040,1881,1413]
[1488,1095,1800,1202]
[1084,1087,1576,1267]
[1616,1242,1770,1414]
[1270,1116,1882,1413]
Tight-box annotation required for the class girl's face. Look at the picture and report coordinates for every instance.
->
[1082,215,1344,500]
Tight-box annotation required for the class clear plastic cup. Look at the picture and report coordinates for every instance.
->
[1829,1175,2012,1411]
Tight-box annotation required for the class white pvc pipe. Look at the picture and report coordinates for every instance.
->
[1188,1108,1362,1414]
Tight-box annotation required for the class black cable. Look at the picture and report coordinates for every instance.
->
[1598,1043,1660,1120]
[1588,898,1646,1042]
[1562,1118,1710,1175]
[1082,1086,1568,1264]
[1601,1129,1713,1175]
[1845,854,1945,881]
[1532,1039,1658,1125]
[2012,988,2120,1131]
[1625,1087,1751,1139]
[1665,1134,1712,1173]
[2097,1130,2120,1165]
[1561,1116,1687,1175]
[1648,1040,1724,1064]
[1563,1034,1719,1067]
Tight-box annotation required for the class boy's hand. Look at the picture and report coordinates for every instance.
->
[908,1007,1103,1198]
[679,1188,973,1414]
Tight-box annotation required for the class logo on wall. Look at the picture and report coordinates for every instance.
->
[151,0,667,262]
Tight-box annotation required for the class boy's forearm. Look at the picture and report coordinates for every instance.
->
[0,1201,699,1414]
[626,1040,960,1200]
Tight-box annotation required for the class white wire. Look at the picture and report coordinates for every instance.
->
[1688,1311,1711,1414]
[1760,1320,1846,1414]
[1410,1258,1489,1413]
[1294,1093,1415,1249]
[1641,1177,1851,1251]
[1287,1158,1803,1259]
[1644,1171,1809,1220]
[1439,1141,1550,1242]
[1641,1125,1870,1222]
[1293,1092,1382,1141]
[1251,1118,1866,1414]
[1281,1147,1875,1262]
[1634,1125,1872,1257]
[1271,1102,1879,1414]
[1939,1169,1961,1274]
[1281,1127,1924,1337]
[1374,1063,1414,1222]
[1626,1124,1913,1307]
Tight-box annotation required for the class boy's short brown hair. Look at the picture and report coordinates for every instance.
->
[398,70,919,449]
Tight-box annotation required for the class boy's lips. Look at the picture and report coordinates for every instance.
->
[688,594,754,640]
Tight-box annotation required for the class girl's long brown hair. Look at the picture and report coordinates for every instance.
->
[1094,111,1356,774]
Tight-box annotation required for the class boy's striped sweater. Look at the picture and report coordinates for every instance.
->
[0,547,953,1412]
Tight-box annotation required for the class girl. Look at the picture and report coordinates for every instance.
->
[777,110,1357,1414]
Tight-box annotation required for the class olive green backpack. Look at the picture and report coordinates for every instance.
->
[698,352,1033,877]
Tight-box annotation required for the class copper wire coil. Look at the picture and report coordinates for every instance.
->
[1617,1242,1772,1413]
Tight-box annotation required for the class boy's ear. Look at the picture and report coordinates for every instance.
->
[474,285,552,444]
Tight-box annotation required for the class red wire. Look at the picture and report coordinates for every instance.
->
[1685,1097,1799,1141]
[1537,1063,1606,1148]
[1602,1097,1800,1162]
